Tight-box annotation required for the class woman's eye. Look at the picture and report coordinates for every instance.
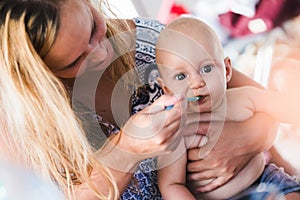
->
[200,65,213,74]
[175,73,187,80]
[90,21,97,40]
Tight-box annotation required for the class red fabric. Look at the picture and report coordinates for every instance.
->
[170,4,189,15]
[219,0,300,37]
[163,3,190,24]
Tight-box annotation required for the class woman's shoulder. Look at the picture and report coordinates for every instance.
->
[133,17,165,32]
[107,18,165,31]
[133,17,165,50]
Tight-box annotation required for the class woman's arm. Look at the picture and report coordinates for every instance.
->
[228,68,264,89]
[186,67,278,193]
[75,94,185,199]
[255,57,300,124]
[186,113,278,193]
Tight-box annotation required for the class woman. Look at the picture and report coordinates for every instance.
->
[0,1,183,199]
[0,0,277,199]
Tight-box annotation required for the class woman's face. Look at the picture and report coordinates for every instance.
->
[44,0,114,78]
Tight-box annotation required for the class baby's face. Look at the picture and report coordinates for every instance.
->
[156,30,228,113]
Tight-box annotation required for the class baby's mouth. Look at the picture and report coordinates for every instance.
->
[187,95,205,102]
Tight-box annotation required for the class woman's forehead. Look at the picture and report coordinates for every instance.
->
[44,0,91,69]
[60,0,89,17]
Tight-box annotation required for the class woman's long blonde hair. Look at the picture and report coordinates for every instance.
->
[93,0,139,87]
[0,0,118,199]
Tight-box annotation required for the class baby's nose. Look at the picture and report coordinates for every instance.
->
[189,74,206,89]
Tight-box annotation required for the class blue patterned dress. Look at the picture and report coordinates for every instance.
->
[95,17,165,199]
[122,17,165,200]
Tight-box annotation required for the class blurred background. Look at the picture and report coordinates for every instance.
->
[108,0,300,178]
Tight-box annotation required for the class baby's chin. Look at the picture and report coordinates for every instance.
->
[186,98,225,114]
[186,102,212,113]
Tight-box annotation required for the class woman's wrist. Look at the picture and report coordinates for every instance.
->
[96,133,142,173]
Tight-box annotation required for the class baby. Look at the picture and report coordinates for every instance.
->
[156,17,300,199]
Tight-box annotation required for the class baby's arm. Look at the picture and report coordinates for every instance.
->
[225,87,256,121]
[158,140,196,200]
[226,86,300,124]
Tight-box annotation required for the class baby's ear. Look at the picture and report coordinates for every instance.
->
[224,57,232,83]
[157,77,173,95]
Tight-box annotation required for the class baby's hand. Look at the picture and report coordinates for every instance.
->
[225,87,255,122]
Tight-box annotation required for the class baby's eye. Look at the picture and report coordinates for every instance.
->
[175,73,187,80]
[200,65,213,74]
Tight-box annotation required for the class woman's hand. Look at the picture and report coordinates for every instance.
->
[98,94,185,173]
[120,94,185,157]
[185,113,278,193]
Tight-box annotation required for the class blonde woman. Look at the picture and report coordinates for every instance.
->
[0,0,277,199]
[0,1,183,199]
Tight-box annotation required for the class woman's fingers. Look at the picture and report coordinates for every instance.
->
[188,148,202,162]
[119,94,185,157]
[149,94,185,141]
[164,130,184,153]
[140,94,184,136]
[187,167,232,182]
[144,94,184,114]
[187,157,222,174]
[192,176,232,193]
[184,135,208,149]
[187,164,234,193]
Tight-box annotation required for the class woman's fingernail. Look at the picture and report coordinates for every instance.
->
[199,136,209,147]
